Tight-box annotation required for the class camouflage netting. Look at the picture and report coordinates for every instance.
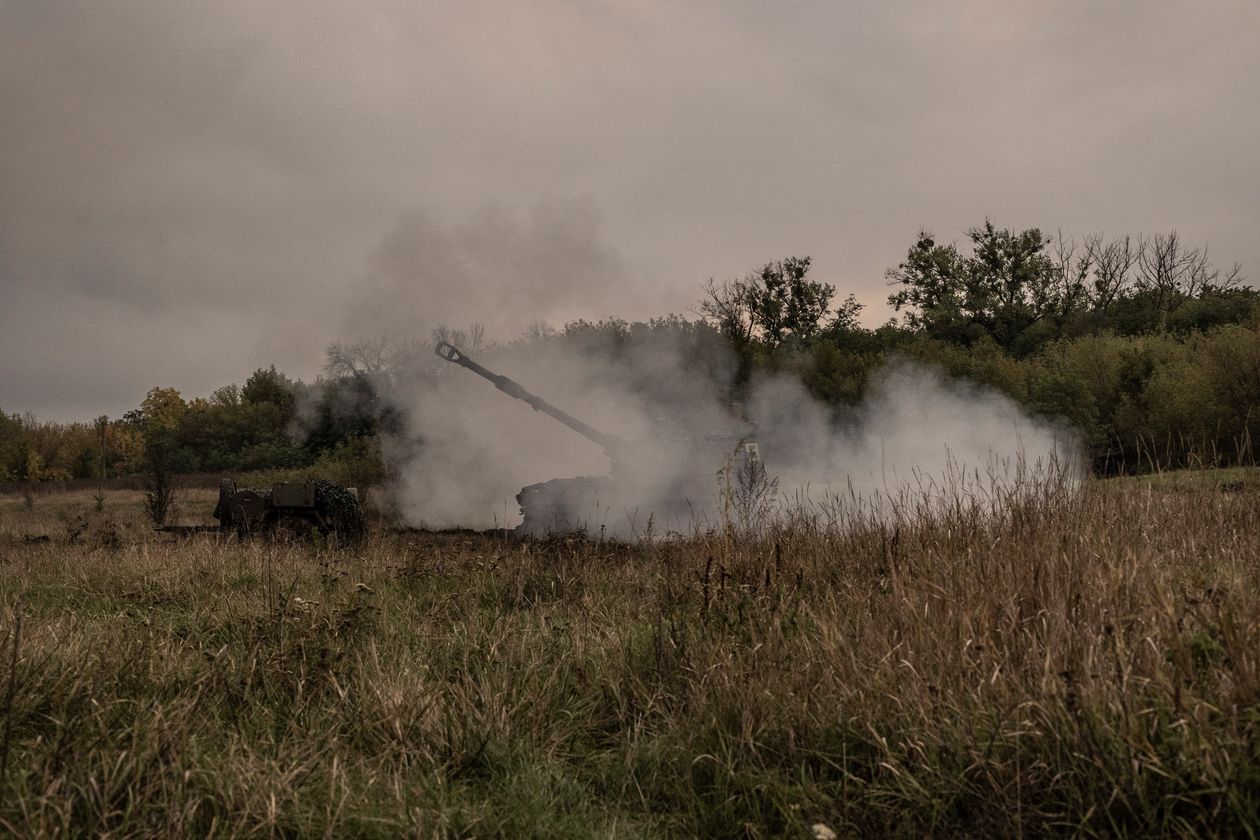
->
[313,479,367,544]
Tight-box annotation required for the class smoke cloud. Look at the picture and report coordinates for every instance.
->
[348,200,635,341]
[384,331,1078,537]
[747,363,1079,521]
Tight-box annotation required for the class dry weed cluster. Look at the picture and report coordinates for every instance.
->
[1,477,1259,837]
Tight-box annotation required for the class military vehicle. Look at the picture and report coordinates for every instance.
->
[434,341,762,537]
[158,479,366,543]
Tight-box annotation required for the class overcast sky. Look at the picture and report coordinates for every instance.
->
[3,0,1258,421]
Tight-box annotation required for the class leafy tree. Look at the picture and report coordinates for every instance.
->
[239,365,300,449]
[801,343,882,407]
[970,222,1060,347]
[139,387,187,434]
[748,257,835,346]
[884,232,970,339]
[209,384,239,407]
[0,410,25,480]
[701,256,844,350]
[818,294,874,353]
[301,375,391,455]
[135,387,187,525]
[887,221,1061,352]
[242,365,296,414]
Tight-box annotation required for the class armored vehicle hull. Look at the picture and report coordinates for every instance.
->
[211,478,366,543]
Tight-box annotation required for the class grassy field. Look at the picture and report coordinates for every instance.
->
[1,474,1259,837]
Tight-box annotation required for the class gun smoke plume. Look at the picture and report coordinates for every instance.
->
[328,199,1079,536]
[380,330,1079,537]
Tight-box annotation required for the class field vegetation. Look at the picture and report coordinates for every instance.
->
[3,474,1259,837]
[3,221,1258,495]
[3,219,1259,835]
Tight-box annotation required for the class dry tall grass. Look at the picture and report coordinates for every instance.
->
[1,475,1258,837]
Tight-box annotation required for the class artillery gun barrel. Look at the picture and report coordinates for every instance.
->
[435,342,621,454]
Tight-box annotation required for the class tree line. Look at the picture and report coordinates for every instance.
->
[0,366,387,488]
[3,220,1256,486]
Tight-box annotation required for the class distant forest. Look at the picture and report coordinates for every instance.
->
[4,220,1258,486]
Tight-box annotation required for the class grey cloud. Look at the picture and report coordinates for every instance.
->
[2,0,1257,419]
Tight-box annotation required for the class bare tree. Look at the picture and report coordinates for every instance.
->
[143,461,176,527]
[698,276,757,344]
[467,321,486,350]
[93,415,108,512]
[325,335,396,379]
[1085,233,1141,312]
[524,320,557,343]
[431,321,486,352]
[325,332,432,387]
[1134,230,1240,322]
[1049,230,1094,319]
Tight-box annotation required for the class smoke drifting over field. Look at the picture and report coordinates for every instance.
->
[326,183,1077,536]
[747,364,1079,515]
[386,333,1078,537]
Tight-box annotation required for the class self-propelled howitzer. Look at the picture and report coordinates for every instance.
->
[434,341,762,537]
